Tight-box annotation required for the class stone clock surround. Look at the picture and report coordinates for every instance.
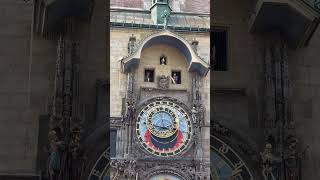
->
[134,96,194,157]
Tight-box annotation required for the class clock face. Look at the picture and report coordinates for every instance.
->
[136,100,192,157]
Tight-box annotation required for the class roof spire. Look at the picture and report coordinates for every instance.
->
[150,0,172,25]
[161,10,170,29]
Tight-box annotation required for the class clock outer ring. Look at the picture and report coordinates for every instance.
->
[135,99,193,157]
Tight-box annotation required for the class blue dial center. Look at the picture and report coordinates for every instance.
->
[152,111,173,131]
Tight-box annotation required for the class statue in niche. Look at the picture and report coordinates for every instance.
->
[160,56,167,65]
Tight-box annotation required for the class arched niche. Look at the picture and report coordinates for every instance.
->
[121,30,209,76]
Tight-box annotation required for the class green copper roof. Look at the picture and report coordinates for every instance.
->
[110,9,210,31]
[302,0,320,12]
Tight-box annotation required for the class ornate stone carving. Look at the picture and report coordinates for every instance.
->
[260,143,281,180]
[110,159,137,180]
[260,35,308,179]
[48,34,84,180]
[158,75,170,89]
[191,105,198,125]
[212,121,231,137]
[47,130,65,180]
[191,39,199,52]
[128,35,136,54]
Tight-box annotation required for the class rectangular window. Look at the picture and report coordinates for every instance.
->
[171,71,181,84]
[211,28,228,71]
[144,69,155,82]
[110,129,117,157]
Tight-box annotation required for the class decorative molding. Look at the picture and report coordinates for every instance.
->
[212,88,247,96]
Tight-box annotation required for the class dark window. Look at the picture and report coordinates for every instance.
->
[110,129,117,157]
[171,71,181,84]
[144,69,155,82]
[211,29,228,71]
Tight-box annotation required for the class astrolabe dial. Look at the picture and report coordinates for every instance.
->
[136,99,192,157]
[147,106,178,138]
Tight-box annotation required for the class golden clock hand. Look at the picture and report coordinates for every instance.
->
[175,118,180,129]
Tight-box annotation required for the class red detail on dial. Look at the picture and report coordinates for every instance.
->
[144,130,184,152]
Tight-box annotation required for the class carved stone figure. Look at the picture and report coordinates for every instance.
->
[110,159,137,180]
[145,71,151,82]
[284,136,299,180]
[124,160,137,178]
[191,105,198,125]
[197,104,205,126]
[158,75,170,89]
[70,127,81,157]
[160,56,167,65]
[260,143,280,180]
[47,130,65,180]
[171,72,179,84]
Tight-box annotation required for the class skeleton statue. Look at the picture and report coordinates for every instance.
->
[191,105,198,125]
[260,143,281,180]
[47,130,65,180]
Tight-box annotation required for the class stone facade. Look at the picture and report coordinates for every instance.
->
[110,0,210,179]
[0,0,108,179]
[213,0,320,179]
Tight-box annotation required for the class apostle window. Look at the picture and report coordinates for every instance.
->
[171,71,181,84]
[160,56,167,65]
[211,28,228,71]
[144,69,155,82]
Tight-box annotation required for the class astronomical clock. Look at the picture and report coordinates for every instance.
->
[136,100,193,157]
[108,1,211,178]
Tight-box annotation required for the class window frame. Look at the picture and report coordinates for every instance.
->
[171,70,182,84]
[211,26,230,71]
[144,68,155,83]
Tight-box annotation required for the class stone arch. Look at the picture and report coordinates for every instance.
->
[210,135,254,180]
[82,123,108,180]
[211,120,274,180]
[144,166,193,180]
[121,30,209,76]
[136,96,192,114]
